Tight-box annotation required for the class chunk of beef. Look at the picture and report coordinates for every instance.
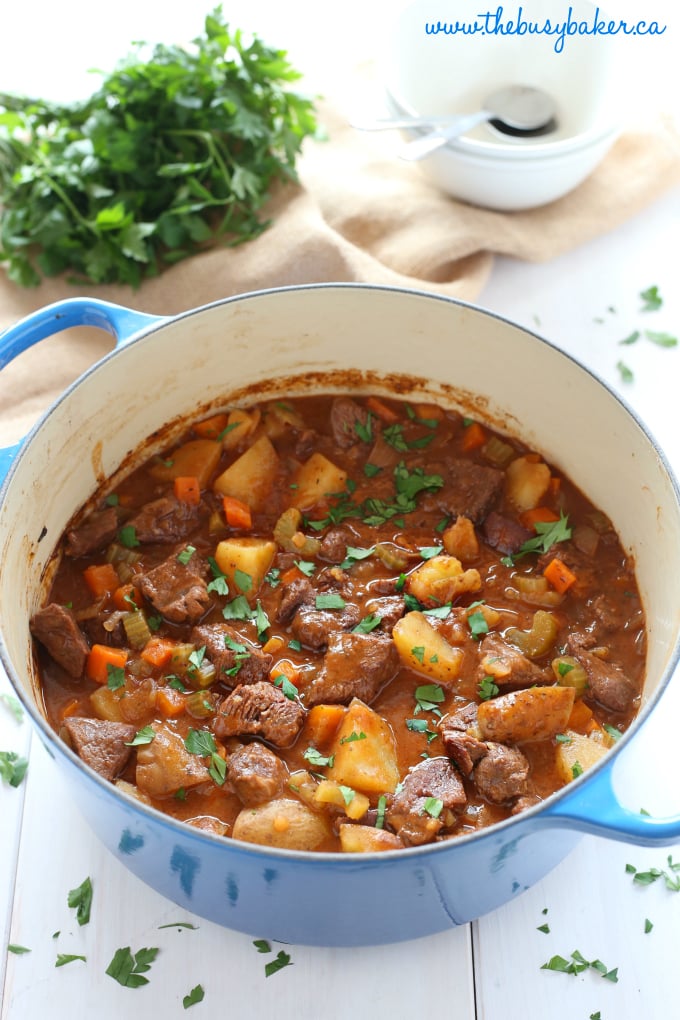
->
[66,506,119,558]
[136,723,210,798]
[30,603,89,678]
[319,527,351,564]
[420,459,504,524]
[304,631,400,706]
[566,632,638,713]
[476,632,546,687]
[511,793,541,815]
[213,682,306,747]
[329,396,371,450]
[277,577,314,624]
[441,730,488,777]
[80,611,126,648]
[473,742,529,803]
[482,511,532,556]
[365,595,406,635]
[191,623,273,687]
[134,553,210,625]
[294,428,318,460]
[64,717,136,781]
[588,593,640,635]
[440,702,478,733]
[127,495,202,544]
[227,742,288,806]
[291,602,362,651]
[387,757,467,846]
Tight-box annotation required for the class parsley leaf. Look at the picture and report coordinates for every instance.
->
[478,676,499,701]
[183,984,205,1008]
[55,954,87,968]
[640,284,662,311]
[264,950,293,977]
[105,946,159,988]
[125,726,156,747]
[67,876,93,926]
[507,511,572,563]
[303,747,334,768]
[0,750,29,787]
[315,593,346,610]
[0,693,24,723]
[0,10,318,288]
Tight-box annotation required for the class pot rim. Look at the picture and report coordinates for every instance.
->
[2,281,680,859]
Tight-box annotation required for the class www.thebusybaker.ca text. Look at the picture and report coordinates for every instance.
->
[425,5,667,53]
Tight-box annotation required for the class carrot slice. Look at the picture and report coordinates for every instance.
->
[113,583,140,611]
[566,698,594,733]
[270,659,301,686]
[222,495,253,530]
[304,704,346,747]
[365,396,400,424]
[519,506,560,530]
[280,565,305,585]
[141,637,177,668]
[174,475,201,505]
[460,421,487,452]
[86,644,128,685]
[156,686,186,718]
[83,563,120,599]
[543,556,577,594]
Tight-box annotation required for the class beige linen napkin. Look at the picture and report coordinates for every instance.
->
[1,101,679,444]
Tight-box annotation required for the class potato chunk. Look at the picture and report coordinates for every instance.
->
[392,611,463,684]
[149,439,221,487]
[232,798,331,850]
[505,456,551,512]
[442,516,479,562]
[328,699,400,796]
[339,825,403,853]
[290,452,348,511]
[406,554,481,607]
[213,435,279,512]
[214,537,277,602]
[477,686,576,744]
[555,729,611,784]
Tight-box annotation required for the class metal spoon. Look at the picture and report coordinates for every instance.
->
[398,85,557,162]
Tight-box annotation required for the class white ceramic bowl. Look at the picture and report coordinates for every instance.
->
[382,0,624,208]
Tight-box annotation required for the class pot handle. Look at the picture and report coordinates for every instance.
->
[540,761,680,846]
[0,297,166,483]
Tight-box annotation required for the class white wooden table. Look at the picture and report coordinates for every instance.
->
[2,3,680,1016]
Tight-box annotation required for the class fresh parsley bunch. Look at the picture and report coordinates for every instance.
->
[0,7,317,287]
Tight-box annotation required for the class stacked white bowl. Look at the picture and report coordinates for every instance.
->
[381,0,625,209]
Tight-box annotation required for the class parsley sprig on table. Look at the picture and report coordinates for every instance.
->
[0,7,317,287]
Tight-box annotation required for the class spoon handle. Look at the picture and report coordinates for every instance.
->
[351,115,462,131]
[399,110,492,161]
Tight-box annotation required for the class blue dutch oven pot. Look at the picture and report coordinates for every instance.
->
[1,285,679,946]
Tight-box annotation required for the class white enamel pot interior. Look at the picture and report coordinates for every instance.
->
[1,283,680,946]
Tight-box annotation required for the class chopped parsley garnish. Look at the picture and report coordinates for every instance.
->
[67,876,93,926]
[556,661,574,677]
[105,493,120,506]
[353,613,382,634]
[118,525,140,549]
[167,677,187,692]
[504,511,572,564]
[617,360,634,383]
[644,918,654,933]
[0,750,29,788]
[107,664,126,691]
[222,595,253,621]
[253,939,271,953]
[254,600,270,641]
[418,545,442,560]
[315,593,346,611]
[340,731,366,744]
[363,463,382,478]
[273,675,299,700]
[467,608,489,639]
[207,558,229,596]
[478,676,499,701]
[288,639,302,652]
[422,603,452,619]
[413,684,445,715]
[339,785,356,805]
[411,645,425,664]
[105,946,159,988]
[406,718,438,741]
[422,797,443,818]
[619,329,640,346]
[233,568,253,593]
[294,559,316,577]
[340,545,375,569]
[183,984,205,1008]
[176,545,196,565]
[405,404,439,429]
[188,646,208,673]
[555,733,572,744]
[125,725,156,747]
[640,284,662,312]
[603,723,622,742]
[264,949,293,977]
[55,954,87,968]
[644,329,677,348]
[157,922,199,930]
[536,923,550,934]
[303,747,334,768]
[354,413,373,443]
[625,855,680,891]
[264,566,281,588]
[571,761,584,778]
[541,950,618,982]
[375,795,387,829]
[184,728,226,786]
[8,944,31,954]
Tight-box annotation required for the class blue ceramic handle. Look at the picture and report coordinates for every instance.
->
[541,761,680,846]
[0,298,165,485]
